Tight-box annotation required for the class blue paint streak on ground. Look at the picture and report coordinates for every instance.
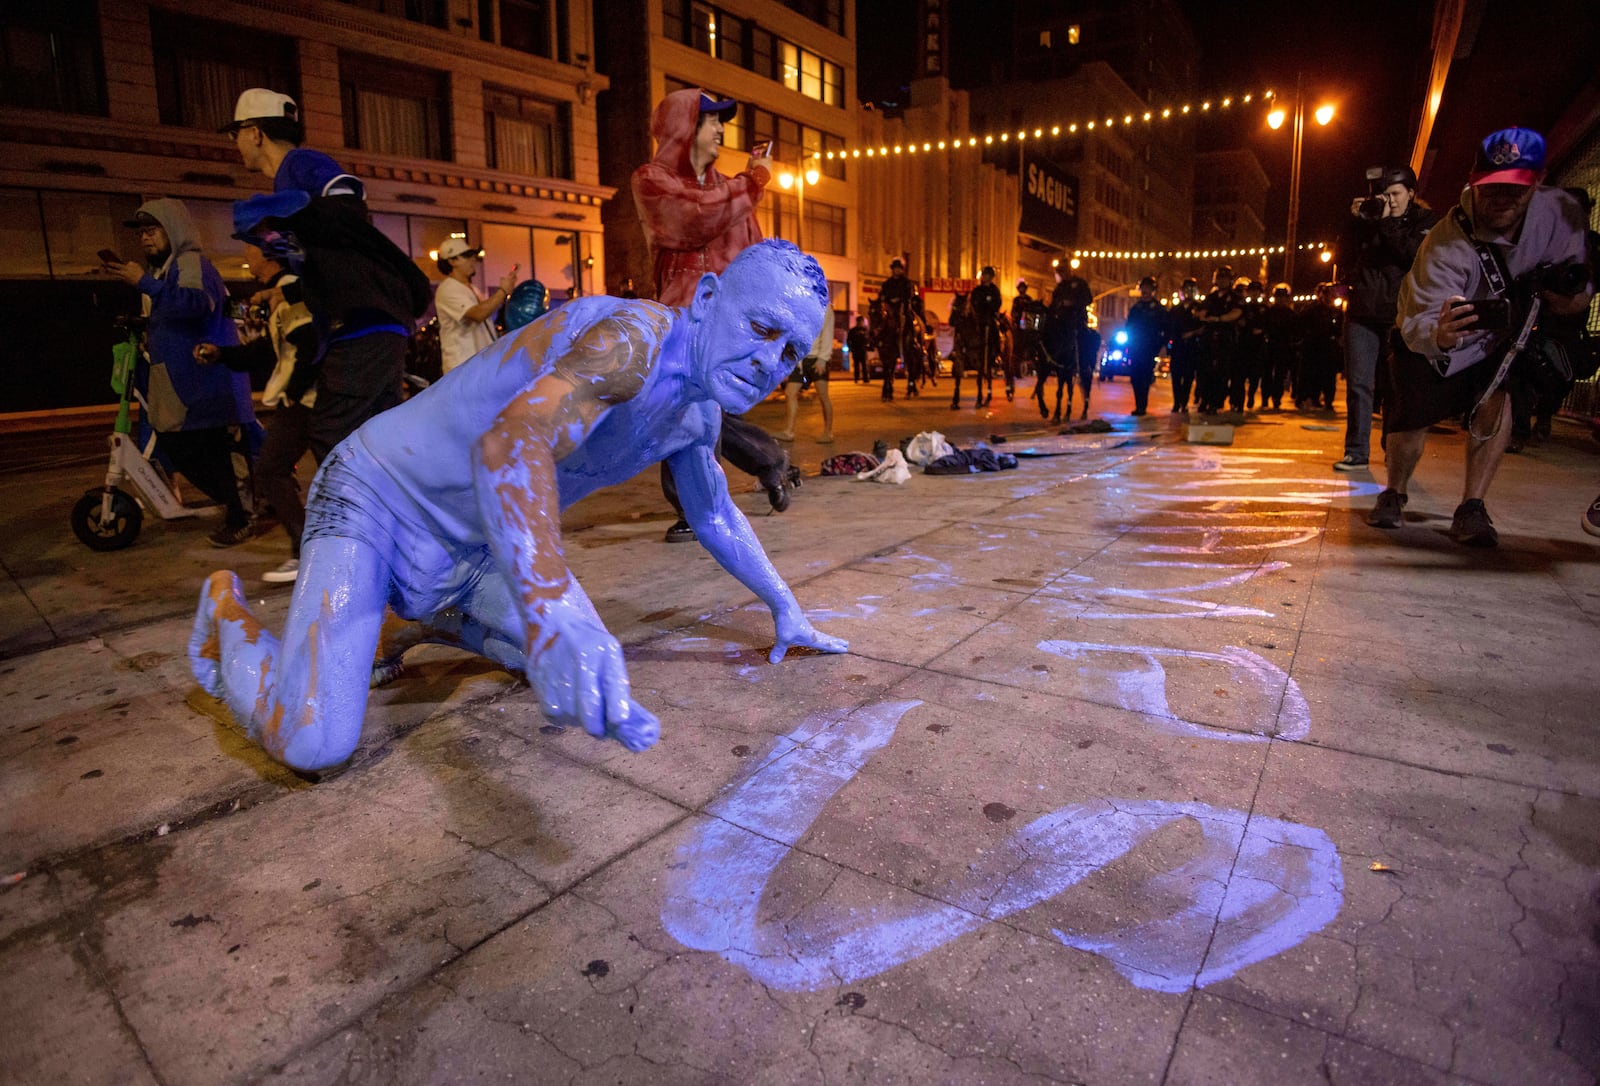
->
[661,700,1341,993]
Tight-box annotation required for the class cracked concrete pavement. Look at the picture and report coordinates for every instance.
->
[3,375,1599,1085]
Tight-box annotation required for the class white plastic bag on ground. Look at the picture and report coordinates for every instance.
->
[857,448,912,484]
[903,430,955,466]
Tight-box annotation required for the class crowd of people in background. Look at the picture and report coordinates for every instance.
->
[101,91,1600,566]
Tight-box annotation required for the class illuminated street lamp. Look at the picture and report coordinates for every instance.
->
[778,156,822,252]
[1269,75,1335,287]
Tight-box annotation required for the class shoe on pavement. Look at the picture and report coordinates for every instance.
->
[775,431,795,442]
[818,433,834,444]
[262,558,300,584]
[208,521,256,548]
[1332,454,1368,472]
[664,518,696,543]
[1448,499,1498,547]
[1366,488,1407,529]
[1583,493,1600,538]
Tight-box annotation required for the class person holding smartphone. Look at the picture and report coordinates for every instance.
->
[434,239,516,374]
[1367,127,1592,547]
[631,87,791,543]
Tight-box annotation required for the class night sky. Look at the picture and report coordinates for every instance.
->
[856,0,1435,253]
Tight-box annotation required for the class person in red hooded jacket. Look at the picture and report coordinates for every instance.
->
[633,88,796,542]
[633,89,773,305]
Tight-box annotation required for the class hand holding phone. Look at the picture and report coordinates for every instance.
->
[1470,297,1510,332]
[750,140,773,161]
[1451,297,1509,333]
[98,248,123,265]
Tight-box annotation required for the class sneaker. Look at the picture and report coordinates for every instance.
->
[1583,493,1600,538]
[1332,454,1369,472]
[664,519,696,543]
[208,521,255,548]
[262,558,300,584]
[1366,488,1407,529]
[1448,499,1498,547]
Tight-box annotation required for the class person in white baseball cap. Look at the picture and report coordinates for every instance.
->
[223,88,364,202]
[434,238,517,373]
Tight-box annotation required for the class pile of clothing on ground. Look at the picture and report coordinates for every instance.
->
[819,430,1018,485]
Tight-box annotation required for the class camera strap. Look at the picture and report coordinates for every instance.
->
[1449,208,1542,437]
[1451,207,1513,298]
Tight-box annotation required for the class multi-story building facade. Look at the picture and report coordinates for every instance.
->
[964,0,1202,326]
[595,0,858,321]
[853,76,1019,329]
[1,0,607,411]
[1191,148,1269,283]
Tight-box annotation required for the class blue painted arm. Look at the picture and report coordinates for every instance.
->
[668,440,848,663]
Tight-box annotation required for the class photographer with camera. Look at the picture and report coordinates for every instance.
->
[1366,127,1592,547]
[1335,165,1437,471]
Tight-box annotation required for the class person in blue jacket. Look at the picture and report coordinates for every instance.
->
[103,198,261,547]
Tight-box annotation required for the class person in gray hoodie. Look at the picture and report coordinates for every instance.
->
[102,198,261,547]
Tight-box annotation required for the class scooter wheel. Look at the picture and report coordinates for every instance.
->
[71,489,143,551]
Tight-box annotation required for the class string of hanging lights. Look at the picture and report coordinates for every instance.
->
[826,89,1279,161]
[1064,242,1329,262]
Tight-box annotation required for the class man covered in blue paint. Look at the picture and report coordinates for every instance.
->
[189,240,847,772]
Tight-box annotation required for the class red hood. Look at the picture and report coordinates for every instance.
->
[649,88,707,178]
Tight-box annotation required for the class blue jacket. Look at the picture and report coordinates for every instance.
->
[134,198,254,432]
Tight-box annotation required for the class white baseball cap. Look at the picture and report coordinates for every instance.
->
[222,89,298,133]
[437,238,482,261]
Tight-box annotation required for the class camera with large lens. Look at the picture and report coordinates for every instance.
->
[1534,261,1589,296]
[1353,165,1387,220]
[1356,196,1387,220]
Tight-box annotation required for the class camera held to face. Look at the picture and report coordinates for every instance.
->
[1355,166,1388,220]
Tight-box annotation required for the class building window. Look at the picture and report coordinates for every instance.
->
[689,3,714,56]
[340,52,451,161]
[151,12,297,132]
[661,2,842,108]
[821,133,845,180]
[336,0,447,28]
[499,0,554,58]
[750,27,775,80]
[661,0,685,45]
[484,86,571,179]
[717,13,744,67]
[779,0,843,35]
[0,1,105,116]
[804,199,846,255]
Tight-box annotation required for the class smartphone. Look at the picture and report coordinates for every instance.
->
[98,248,122,264]
[510,263,520,277]
[750,139,773,159]
[1468,297,1510,333]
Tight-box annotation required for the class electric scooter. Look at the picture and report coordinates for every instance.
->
[70,321,199,550]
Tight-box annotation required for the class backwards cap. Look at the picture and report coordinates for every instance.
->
[222,88,298,134]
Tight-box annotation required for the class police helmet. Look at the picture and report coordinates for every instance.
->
[1271,282,1292,300]
[1232,276,1254,292]
[1137,275,1158,291]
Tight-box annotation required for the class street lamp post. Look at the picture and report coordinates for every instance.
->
[1267,75,1334,288]
[778,156,821,252]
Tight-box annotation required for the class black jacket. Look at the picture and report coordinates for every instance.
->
[1341,205,1439,325]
